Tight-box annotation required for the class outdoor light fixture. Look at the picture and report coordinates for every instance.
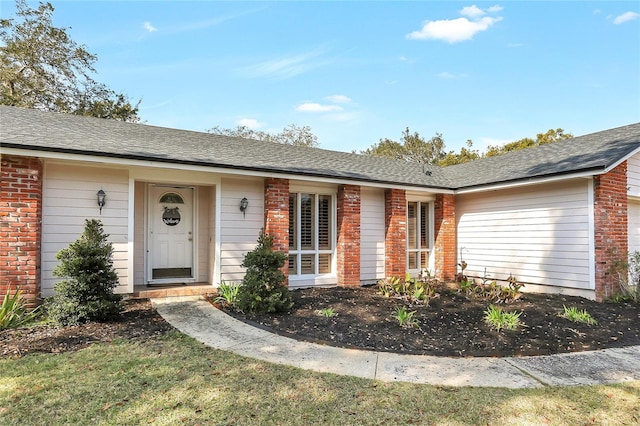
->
[240,197,249,217]
[97,189,106,214]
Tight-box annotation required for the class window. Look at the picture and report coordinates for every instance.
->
[159,192,184,204]
[407,201,431,271]
[289,192,333,276]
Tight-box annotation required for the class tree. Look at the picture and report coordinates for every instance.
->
[46,219,123,326]
[485,128,572,157]
[439,139,482,166]
[209,123,319,147]
[0,0,140,121]
[362,128,446,165]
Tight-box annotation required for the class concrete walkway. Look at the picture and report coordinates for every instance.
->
[152,296,640,388]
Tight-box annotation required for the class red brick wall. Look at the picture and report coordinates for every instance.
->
[264,178,290,282]
[434,194,457,281]
[593,162,628,301]
[337,185,361,286]
[384,189,406,277]
[1,155,43,307]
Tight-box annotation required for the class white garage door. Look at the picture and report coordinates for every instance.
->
[630,200,640,255]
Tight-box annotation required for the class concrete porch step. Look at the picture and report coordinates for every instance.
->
[129,283,214,299]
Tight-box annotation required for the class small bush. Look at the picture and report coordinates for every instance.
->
[0,289,40,329]
[377,273,439,305]
[393,306,420,329]
[561,305,597,325]
[214,281,240,306]
[613,251,640,303]
[314,308,337,318]
[46,219,123,326]
[484,304,522,331]
[235,232,293,314]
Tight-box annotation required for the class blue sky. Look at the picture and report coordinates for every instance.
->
[2,1,639,153]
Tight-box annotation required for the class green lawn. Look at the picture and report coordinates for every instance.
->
[2,331,639,425]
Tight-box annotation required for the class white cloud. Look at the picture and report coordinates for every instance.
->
[236,118,262,129]
[324,95,352,104]
[460,5,485,19]
[407,4,503,43]
[143,22,158,33]
[296,103,343,113]
[244,48,330,80]
[613,11,640,24]
[437,71,467,79]
[407,16,503,43]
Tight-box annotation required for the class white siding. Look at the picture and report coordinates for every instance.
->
[42,162,130,296]
[133,181,146,285]
[219,177,264,282]
[628,152,640,198]
[456,179,591,292]
[360,187,385,282]
[630,200,640,256]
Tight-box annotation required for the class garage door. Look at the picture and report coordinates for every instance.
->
[630,200,640,255]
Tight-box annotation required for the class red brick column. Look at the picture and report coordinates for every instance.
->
[0,155,43,307]
[434,194,456,281]
[594,162,628,301]
[264,178,290,283]
[337,185,361,286]
[384,189,406,277]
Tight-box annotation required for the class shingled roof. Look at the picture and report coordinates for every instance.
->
[0,106,450,190]
[2,106,639,191]
[442,122,640,190]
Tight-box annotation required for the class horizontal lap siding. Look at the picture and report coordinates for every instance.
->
[360,187,385,281]
[219,177,264,282]
[457,179,591,290]
[42,163,129,296]
[628,153,640,198]
[630,201,640,255]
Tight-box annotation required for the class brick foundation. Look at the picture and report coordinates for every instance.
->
[593,162,628,301]
[337,185,361,286]
[264,178,290,283]
[0,155,43,307]
[434,194,456,281]
[384,189,406,277]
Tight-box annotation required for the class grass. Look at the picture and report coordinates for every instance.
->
[562,305,598,325]
[2,332,640,425]
[484,305,523,331]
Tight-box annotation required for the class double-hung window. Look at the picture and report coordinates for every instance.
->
[407,201,432,271]
[288,193,334,276]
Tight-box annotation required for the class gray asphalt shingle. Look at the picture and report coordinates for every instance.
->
[2,106,639,191]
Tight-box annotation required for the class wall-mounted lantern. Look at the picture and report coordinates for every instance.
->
[97,189,106,214]
[240,197,249,217]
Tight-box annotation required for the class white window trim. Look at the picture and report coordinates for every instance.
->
[406,200,435,273]
[289,191,337,281]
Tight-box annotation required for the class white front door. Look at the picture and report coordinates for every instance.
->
[148,185,195,282]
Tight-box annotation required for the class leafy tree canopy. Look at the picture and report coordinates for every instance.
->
[361,128,446,165]
[209,123,319,148]
[485,128,573,157]
[0,0,140,121]
[439,139,482,166]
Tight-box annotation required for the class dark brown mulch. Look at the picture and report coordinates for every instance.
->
[227,284,640,357]
[0,299,174,358]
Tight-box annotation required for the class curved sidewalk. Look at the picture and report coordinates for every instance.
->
[152,296,640,389]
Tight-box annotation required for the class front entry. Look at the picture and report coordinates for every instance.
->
[148,185,195,283]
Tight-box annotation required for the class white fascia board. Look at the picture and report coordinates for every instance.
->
[2,147,452,194]
[454,170,597,194]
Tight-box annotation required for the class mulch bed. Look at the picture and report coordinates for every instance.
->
[3,286,640,359]
[0,299,173,358]
[225,284,640,357]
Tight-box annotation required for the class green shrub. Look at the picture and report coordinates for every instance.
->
[214,281,241,306]
[392,306,420,329]
[561,305,597,325]
[0,289,40,329]
[235,232,293,314]
[46,219,123,326]
[378,273,439,305]
[484,305,522,331]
